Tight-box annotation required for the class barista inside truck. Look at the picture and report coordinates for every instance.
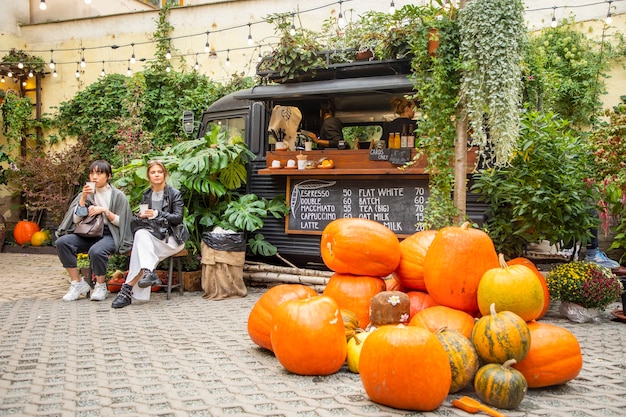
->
[302,102,347,149]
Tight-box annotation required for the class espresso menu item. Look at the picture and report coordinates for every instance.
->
[287,178,430,235]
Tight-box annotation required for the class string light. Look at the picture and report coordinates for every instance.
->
[551,6,558,28]
[40,0,47,11]
[166,39,171,60]
[130,43,136,64]
[166,65,171,72]
[49,50,55,69]
[204,31,211,53]
[226,49,230,66]
[389,1,395,14]
[28,69,34,78]
[53,69,57,77]
[80,48,86,68]
[1,75,4,83]
[338,0,345,27]
[7,70,12,78]
[606,0,613,24]
[194,53,199,70]
[127,60,132,76]
[290,14,296,36]
[100,61,105,76]
[18,59,23,69]
[75,63,80,78]
[247,23,253,46]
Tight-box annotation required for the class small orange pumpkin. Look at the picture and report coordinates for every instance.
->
[478,254,545,322]
[320,218,401,277]
[512,321,582,388]
[393,230,437,291]
[406,291,439,319]
[323,273,385,328]
[409,305,475,339]
[13,220,40,246]
[247,284,317,352]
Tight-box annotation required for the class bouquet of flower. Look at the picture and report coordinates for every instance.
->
[546,261,623,310]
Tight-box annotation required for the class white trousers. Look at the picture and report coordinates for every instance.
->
[125,229,184,301]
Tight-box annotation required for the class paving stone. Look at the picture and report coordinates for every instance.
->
[1,253,626,416]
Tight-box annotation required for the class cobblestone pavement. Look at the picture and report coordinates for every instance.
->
[1,253,626,417]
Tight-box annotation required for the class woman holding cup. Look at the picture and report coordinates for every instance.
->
[111,159,188,309]
[56,160,134,302]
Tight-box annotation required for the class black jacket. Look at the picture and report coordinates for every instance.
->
[141,185,185,227]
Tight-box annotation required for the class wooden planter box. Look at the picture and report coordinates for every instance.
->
[155,269,202,292]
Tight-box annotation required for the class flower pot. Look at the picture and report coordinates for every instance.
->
[428,28,440,56]
[355,49,374,61]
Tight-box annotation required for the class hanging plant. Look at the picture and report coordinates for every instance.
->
[459,0,526,167]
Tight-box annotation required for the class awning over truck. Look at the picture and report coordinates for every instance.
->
[232,75,413,101]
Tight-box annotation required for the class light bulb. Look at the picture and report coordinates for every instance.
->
[389,1,395,14]
[166,50,171,60]
[290,25,296,36]
[7,70,12,77]
[18,60,23,69]
[551,17,557,28]
[28,70,33,78]
[53,69,57,78]
[40,0,47,11]
[75,69,80,78]
[606,15,612,25]
[127,67,132,76]
[1,76,4,83]
[49,60,55,69]
[166,66,171,72]
[81,57,86,68]
[130,55,136,65]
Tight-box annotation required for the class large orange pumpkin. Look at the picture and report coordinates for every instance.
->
[320,218,401,277]
[247,284,317,352]
[406,291,439,319]
[359,325,451,411]
[471,303,531,364]
[13,220,40,246]
[423,222,499,314]
[507,257,551,319]
[409,305,475,339]
[393,230,437,291]
[477,254,545,322]
[512,321,582,388]
[270,295,347,376]
[323,273,385,328]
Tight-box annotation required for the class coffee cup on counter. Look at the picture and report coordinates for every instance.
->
[271,160,281,168]
[287,159,296,168]
[296,154,308,170]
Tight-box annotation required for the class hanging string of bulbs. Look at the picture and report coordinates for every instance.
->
[0,0,623,83]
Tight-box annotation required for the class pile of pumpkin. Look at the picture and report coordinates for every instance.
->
[13,220,50,247]
[247,218,583,412]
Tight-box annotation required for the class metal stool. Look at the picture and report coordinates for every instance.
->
[160,249,187,299]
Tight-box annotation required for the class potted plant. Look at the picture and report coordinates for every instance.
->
[546,261,623,322]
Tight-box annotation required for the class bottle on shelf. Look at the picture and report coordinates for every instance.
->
[388,132,395,149]
[400,125,408,148]
[394,132,401,149]
[408,123,415,148]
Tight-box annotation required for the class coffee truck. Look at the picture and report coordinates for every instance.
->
[197,58,485,268]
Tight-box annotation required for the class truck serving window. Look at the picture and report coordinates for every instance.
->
[214,117,246,142]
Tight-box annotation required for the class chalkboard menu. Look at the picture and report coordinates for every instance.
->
[287,178,430,236]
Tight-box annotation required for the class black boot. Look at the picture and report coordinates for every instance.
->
[111,283,133,309]
[137,269,161,288]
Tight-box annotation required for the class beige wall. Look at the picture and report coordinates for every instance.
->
[1,0,625,225]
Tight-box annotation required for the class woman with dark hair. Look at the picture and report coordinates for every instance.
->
[304,101,345,149]
[111,159,188,309]
[56,160,134,302]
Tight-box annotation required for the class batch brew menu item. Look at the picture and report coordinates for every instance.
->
[287,178,429,235]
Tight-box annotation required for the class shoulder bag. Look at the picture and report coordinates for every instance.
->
[74,213,104,238]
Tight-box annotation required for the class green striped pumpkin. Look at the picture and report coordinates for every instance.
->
[470,303,530,364]
[474,359,528,409]
[434,327,480,393]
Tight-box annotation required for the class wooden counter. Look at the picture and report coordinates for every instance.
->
[259,149,477,176]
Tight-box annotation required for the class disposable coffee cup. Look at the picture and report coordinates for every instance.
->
[86,182,96,193]
[139,204,149,215]
[305,141,313,151]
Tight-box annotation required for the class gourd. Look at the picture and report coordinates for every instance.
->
[247,284,317,352]
[474,359,528,409]
[323,273,385,328]
[435,327,480,393]
[471,303,531,364]
[512,321,582,388]
[409,305,475,339]
[423,222,499,314]
[507,257,551,319]
[359,325,451,411]
[13,220,40,246]
[346,330,372,373]
[393,230,437,291]
[477,254,545,322]
[320,218,401,277]
[270,295,347,376]
[406,291,439,319]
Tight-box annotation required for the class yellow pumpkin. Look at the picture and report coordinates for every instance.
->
[30,230,49,247]
[477,254,545,322]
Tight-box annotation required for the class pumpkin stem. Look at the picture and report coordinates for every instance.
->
[460,221,471,230]
[502,358,517,368]
[435,326,448,335]
[498,253,508,269]
[489,302,497,316]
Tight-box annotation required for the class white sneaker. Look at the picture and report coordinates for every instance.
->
[90,283,108,301]
[62,279,90,301]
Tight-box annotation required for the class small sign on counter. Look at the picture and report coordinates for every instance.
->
[369,148,412,165]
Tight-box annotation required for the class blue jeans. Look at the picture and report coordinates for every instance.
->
[56,227,116,276]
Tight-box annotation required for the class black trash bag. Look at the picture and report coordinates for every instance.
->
[202,231,246,252]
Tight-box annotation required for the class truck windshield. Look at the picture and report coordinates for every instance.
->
[214,117,246,142]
